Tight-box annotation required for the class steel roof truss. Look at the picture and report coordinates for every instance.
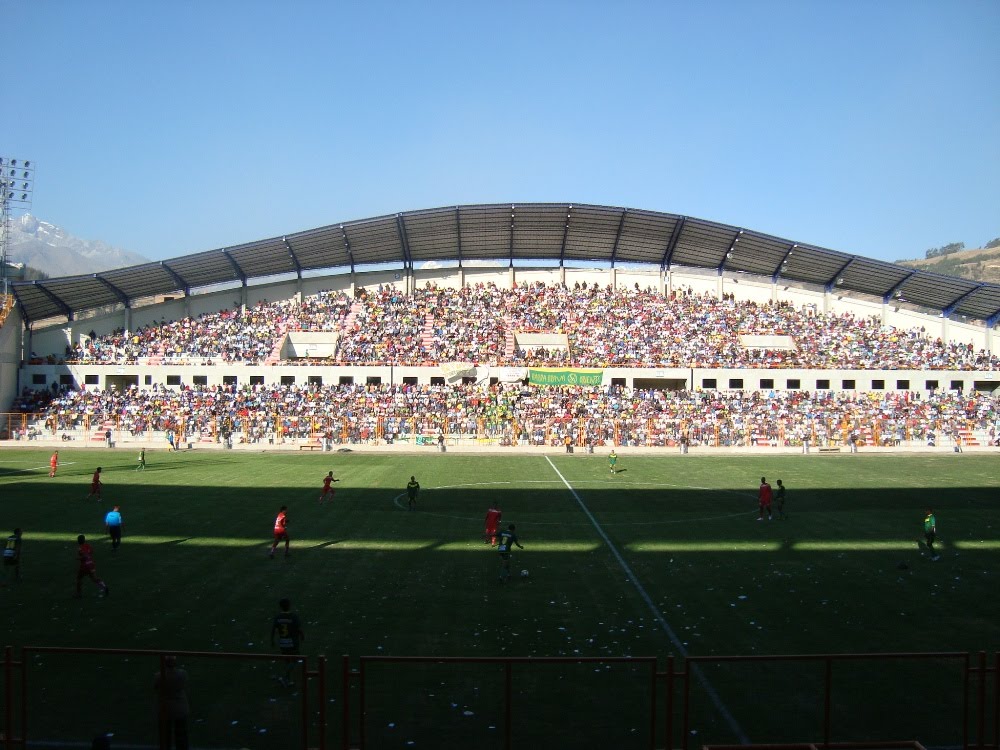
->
[283,237,302,279]
[772,243,797,283]
[883,270,917,304]
[32,282,74,321]
[718,229,744,274]
[396,215,412,270]
[942,285,983,317]
[94,275,130,307]
[559,206,572,266]
[609,209,627,266]
[340,226,355,275]
[221,249,247,285]
[661,217,686,270]
[825,257,855,293]
[158,262,190,296]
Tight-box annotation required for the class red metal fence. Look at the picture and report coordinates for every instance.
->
[2,648,997,749]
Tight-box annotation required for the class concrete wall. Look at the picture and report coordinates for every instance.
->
[14,361,1000,397]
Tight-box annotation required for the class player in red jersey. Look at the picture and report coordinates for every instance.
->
[85,467,103,501]
[757,476,773,521]
[318,471,339,504]
[269,506,290,558]
[484,504,502,546]
[49,451,59,478]
[75,534,109,597]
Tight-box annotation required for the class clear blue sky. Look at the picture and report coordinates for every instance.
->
[7,0,999,264]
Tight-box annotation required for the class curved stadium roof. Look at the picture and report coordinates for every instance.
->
[11,203,1000,326]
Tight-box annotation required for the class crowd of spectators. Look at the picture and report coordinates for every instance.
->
[12,381,1000,449]
[55,282,1000,371]
[67,291,351,365]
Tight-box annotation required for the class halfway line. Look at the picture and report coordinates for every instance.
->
[544,456,749,744]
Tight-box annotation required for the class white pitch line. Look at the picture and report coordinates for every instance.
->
[544,455,749,744]
[25,461,78,472]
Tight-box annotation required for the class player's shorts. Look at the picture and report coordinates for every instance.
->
[499,552,511,560]
[109,527,122,541]
[485,526,498,535]
[274,532,289,542]
[760,499,772,507]
[90,483,100,493]
[78,563,96,576]
[3,556,17,567]
[279,645,299,655]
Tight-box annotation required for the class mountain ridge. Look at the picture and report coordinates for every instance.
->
[7,214,150,277]
[896,245,1000,285]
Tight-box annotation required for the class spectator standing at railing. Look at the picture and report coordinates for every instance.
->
[153,655,190,750]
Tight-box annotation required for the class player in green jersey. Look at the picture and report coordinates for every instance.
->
[609,450,618,474]
[3,528,22,583]
[497,524,524,583]
[922,510,940,561]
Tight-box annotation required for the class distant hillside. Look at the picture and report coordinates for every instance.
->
[896,245,1000,284]
[7,215,149,277]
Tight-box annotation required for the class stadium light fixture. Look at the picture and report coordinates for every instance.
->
[0,155,35,293]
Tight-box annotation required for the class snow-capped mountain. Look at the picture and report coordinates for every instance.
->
[7,215,150,277]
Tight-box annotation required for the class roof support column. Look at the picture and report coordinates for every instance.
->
[664,268,671,299]
[823,289,832,316]
[941,315,949,346]
[608,266,616,289]
[986,325,994,357]
[508,266,515,289]
[717,274,724,300]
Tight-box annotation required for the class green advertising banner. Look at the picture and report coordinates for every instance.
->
[528,368,604,386]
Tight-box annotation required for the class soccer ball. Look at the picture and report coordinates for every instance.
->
[520,569,529,578]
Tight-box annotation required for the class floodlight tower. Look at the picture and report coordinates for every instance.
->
[0,156,35,294]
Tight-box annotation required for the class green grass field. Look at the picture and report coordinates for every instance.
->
[2,447,998,749]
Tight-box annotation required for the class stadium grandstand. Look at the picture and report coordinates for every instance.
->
[2,203,999,450]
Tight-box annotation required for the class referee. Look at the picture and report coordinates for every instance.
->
[105,505,124,552]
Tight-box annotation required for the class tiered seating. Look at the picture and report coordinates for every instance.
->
[20,382,998,449]
[54,282,1000,371]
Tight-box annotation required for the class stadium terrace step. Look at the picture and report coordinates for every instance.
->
[421,313,435,348]
[263,336,285,365]
[504,321,516,358]
[958,429,980,446]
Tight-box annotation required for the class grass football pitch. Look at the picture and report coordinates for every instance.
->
[1,448,998,749]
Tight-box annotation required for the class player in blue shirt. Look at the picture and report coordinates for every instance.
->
[104,506,124,552]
